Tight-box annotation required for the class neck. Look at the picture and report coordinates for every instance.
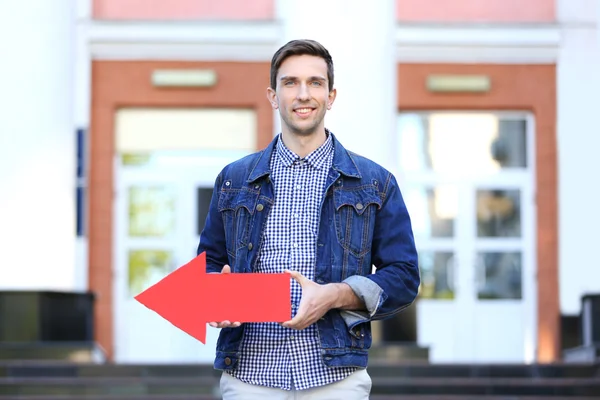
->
[280,128,327,158]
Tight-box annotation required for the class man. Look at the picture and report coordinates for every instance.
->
[197,39,420,399]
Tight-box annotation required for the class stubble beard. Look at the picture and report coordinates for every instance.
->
[282,107,326,137]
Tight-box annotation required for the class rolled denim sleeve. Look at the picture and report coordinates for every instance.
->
[339,275,388,330]
[339,171,420,331]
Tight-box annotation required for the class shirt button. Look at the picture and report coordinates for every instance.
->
[294,213,299,218]
[289,335,295,340]
[356,203,364,210]
[256,204,264,212]
[293,243,298,248]
[248,243,253,250]
[296,185,301,189]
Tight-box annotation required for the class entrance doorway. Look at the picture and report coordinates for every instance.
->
[111,107,256,363]
[397,111,537,363]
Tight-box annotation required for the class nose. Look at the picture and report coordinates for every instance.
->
[296,82,310,101]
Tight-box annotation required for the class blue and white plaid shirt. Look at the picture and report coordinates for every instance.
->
[226,132,357,390]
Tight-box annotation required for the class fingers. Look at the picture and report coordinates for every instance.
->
[208,320,241,329]
[221,264,231,274]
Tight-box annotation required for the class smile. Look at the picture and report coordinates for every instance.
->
[294,108,314,117]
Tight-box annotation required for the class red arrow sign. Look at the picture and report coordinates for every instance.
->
[134,252,291,344]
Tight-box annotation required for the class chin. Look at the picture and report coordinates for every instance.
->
[290,121,323,136]
[291,128,319,137]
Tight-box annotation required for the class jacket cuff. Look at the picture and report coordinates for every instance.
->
[339,275,386,330]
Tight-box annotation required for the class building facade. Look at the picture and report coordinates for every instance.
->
[1,0,599,365]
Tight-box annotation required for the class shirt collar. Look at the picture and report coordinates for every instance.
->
[275,130,334,169]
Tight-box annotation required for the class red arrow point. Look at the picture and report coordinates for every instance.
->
[134,252,291,346]
[134,252,209,344]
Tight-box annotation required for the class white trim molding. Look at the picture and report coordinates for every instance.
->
[87,21,281,61]
[396,24,561,63]
[86,20,561,64]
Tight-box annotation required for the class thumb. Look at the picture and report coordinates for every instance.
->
[221,265,231,274]
[285,269,305,285]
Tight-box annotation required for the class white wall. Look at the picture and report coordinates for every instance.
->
[0,1,79,291]
[275,0,398,175]
[557,0,600,314]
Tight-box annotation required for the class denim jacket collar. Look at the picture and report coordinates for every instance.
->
[246,130,362,183]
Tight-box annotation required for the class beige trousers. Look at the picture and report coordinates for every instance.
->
[219,368,372,400]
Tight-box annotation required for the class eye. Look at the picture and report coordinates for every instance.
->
[284,81,294,86]
[311,81,322,86]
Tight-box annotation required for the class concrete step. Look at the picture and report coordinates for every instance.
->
[0,377,219,396]
[0,394,599,400]
[0,376,599,397]
[0,343,106,363]
[1,360,598,379]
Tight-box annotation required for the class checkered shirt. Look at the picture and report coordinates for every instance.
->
[226,132,357,390]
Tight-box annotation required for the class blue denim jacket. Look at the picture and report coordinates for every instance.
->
[197,133,420,370]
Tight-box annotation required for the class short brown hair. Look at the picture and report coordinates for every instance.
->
[270,39,334,92]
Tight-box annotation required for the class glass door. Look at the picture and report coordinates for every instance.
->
[113,151,248,363]
[397,111,536,363]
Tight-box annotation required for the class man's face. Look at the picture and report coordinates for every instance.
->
[267,55,336,137]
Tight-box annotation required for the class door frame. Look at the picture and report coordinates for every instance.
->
[397,63,557,362]
[88,60,274,360]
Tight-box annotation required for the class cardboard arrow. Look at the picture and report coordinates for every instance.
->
[134,252,291,344]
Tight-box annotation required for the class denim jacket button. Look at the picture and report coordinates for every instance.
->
[248,243,253,250]
[256,204,264,212]
[224,357,232,366]
[356,203,364,210]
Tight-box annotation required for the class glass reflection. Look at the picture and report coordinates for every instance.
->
[128,250,172,296]
[476,252,522,300]
[128,186,176,237]
[196,187,213,236]
[397,113,527,173]
[418,252,455,299]
[404,186,457,238]
[477,189,521,238]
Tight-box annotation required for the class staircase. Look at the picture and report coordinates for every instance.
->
[0,359,598,399]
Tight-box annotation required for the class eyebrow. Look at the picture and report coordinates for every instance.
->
[280,76,327,82]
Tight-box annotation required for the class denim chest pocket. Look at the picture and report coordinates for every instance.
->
[218,188,257,257]
[333,186,382,257]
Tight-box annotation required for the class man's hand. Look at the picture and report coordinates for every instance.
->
[281,270,360,331]
[208,265,241,329]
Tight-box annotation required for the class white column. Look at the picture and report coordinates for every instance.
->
[73,0,93,291]
[556,0,600,314]
[0,1,78,291]
[275,0,398,174]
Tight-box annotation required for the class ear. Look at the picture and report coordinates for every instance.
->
[327,88,337,110]
[266,87,278,109]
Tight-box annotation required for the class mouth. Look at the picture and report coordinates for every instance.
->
[293,107,315,118]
